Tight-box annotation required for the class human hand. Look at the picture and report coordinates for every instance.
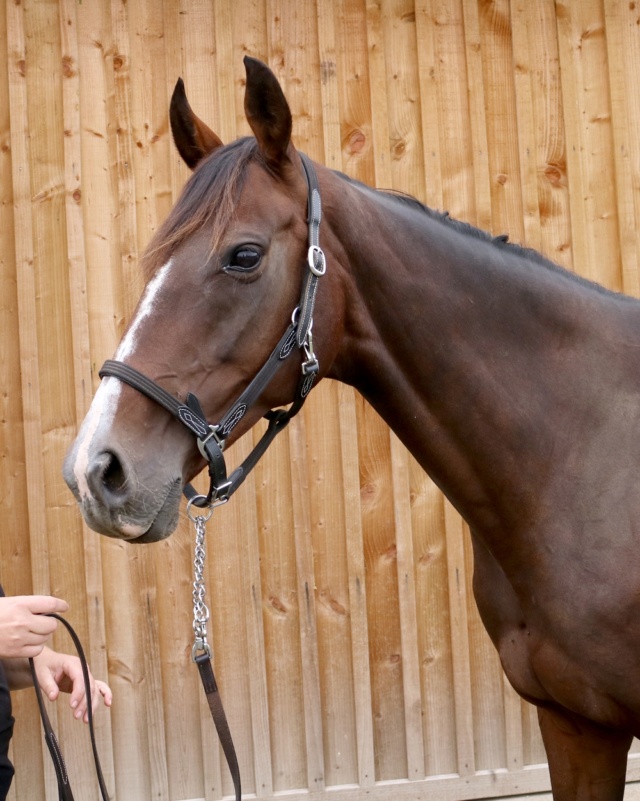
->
[32,646,112,723]
[0,596,69,659]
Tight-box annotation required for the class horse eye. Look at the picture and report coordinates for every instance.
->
[225,246,262,273]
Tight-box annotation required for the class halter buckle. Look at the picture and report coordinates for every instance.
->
[210,481,232,506]
[307,245,326,276]
[197,425,225,460]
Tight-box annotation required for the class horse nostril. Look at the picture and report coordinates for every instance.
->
[103,452,128,493]
[87,450,128,501]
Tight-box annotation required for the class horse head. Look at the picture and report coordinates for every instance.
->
[63,57,345,542]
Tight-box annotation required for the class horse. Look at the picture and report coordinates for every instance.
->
[63,56,640,800]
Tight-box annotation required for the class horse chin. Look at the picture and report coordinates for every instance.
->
[126,519,177,544]
[76,478,183,543]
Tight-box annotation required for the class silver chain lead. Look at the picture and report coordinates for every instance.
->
[188,498,213,660]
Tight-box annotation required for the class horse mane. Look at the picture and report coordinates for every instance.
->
[379,188,556,267]
[140,137,259,279]
[367,183,631,299]
[334,169,567,273]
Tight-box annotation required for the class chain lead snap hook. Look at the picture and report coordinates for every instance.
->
[191,639,212,662]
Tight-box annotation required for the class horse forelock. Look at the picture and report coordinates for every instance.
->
[140,137,259,280]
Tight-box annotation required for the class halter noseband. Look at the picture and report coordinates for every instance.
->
[99,152,326,508]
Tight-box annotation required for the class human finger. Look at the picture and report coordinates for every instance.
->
[36,664,61,702]
[22,596,69,616]
[66,663,94,720]
[28,615,59,638]
[81,679,112,723]
[94,680,113,710]
[17,642,46,659]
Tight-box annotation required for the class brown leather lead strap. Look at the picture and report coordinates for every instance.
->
[195,653,242,801]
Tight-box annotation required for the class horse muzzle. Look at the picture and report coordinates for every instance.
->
[63,441,183,542]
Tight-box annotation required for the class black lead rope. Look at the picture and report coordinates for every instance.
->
[30,614,110,801]
[31,612,241,801]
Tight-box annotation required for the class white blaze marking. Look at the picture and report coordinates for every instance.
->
[115,259,173,361]
[72,260,174,500]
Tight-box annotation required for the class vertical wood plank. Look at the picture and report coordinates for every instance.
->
[379,0,426,200]
[335,0,376,183]
[556,0,621,287]
[152,520,205,801]
[6,2,57,794]
[509,0,543,254]
[461,0,491,231]
[255,429,307,792]
[443,501,475,777]
[409,459,457,777]
[357,401,406,782]
[510,0,571,267]
[306,386,360,788]
[226,436,274,798]
[288,411,325,793]
[477,0,524,241]
[101,541,168,801]
[59,0,116,793]
[7,0,50,608]
[316,0,342,172]
[365,0,393,188]
[390,434,425,781]
[338,384,376,789]
[124,0,171,314]
[413,0,443,210]
[603,0,640,297]
[109,0,139,335]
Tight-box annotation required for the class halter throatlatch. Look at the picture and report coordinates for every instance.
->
[99,152,325,508]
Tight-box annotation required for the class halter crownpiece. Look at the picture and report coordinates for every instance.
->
[99,152,325,508]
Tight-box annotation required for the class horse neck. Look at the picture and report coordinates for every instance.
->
[324,179,625,536]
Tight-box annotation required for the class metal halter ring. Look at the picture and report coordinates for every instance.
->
[186,495,214,522]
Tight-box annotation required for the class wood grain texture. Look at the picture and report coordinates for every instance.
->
[2,2,640,799]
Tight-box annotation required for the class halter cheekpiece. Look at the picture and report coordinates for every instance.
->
[99,152,325,508]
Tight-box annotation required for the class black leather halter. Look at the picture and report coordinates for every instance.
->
[99,153,326,508]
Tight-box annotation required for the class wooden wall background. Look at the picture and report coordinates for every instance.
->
[2,1,640,799]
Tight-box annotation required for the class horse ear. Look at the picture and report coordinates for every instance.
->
[243,56,292,169]
[170,78,223,170]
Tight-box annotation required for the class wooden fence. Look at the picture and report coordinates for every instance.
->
[2,1,640,799]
